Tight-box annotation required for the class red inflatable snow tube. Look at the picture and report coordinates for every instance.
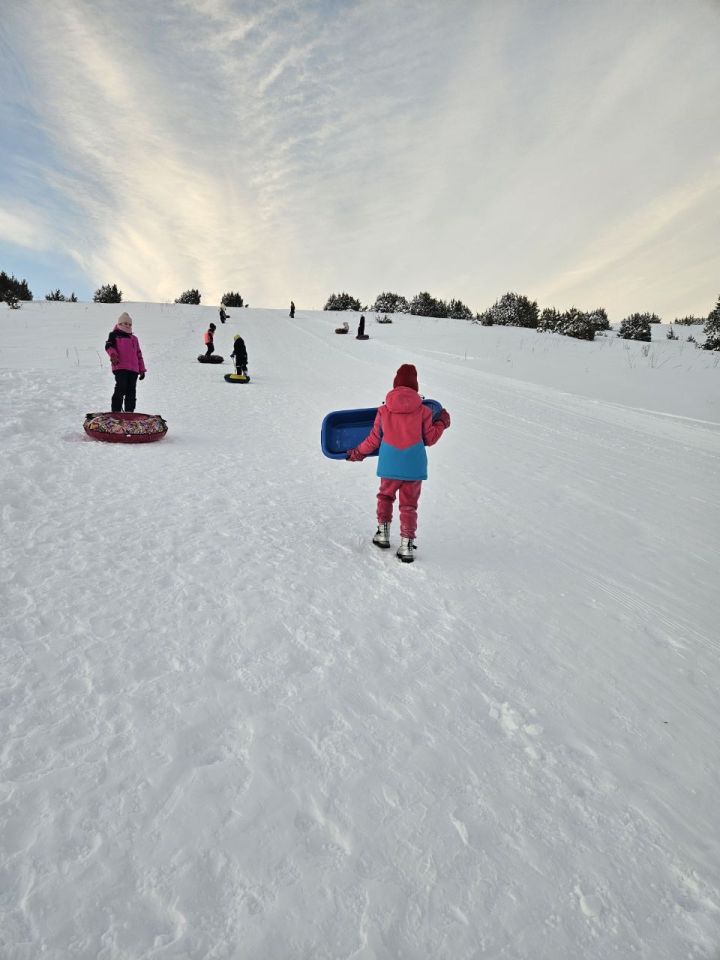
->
[84,412,168,443]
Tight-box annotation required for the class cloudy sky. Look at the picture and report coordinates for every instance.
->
[1,0,719,319]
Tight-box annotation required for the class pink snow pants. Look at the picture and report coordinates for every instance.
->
[376,478,422,539]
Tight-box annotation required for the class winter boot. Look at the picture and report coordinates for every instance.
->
[372,522,391,549]
[396,537,416,563]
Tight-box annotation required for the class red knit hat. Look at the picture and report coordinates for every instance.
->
[393,364,418,391]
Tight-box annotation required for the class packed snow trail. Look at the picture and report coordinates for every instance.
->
[1,303,719,959]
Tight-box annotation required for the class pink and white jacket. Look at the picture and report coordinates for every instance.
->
[105,325,146,374]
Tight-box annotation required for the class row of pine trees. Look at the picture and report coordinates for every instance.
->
[2,270,719,349]
[0,274,248,309]
[323,289,720,349]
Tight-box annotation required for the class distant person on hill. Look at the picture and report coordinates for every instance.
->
[345,363,451,563]
[357,315,366,338]
[219,306,229,324]
[204,323,216,357]
[230,334,248,376]
[105,312,146,413]
[290,300,295,318]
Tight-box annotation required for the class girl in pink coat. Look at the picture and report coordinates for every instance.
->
[105,312,146,412]
[346,364,451,562]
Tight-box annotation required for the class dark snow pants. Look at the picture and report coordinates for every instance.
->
[376,478,422,540]
[111,370,139,412]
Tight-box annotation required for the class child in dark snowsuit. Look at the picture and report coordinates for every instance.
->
[230,335,248,375]
[346,364,450,562]
[204,323,216,357]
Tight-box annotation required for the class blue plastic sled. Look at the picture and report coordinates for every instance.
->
[321,399,442,460]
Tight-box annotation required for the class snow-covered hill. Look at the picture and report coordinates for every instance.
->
[2,302,719,959]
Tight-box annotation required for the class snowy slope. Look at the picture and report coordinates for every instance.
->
[1,302,719,959]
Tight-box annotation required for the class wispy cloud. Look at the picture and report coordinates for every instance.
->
[0,202,53,250]
[537,163,720,293]
[532,161,720,317]
[2,0,719,315]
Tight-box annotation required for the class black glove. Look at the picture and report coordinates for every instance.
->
[139,372,145,380]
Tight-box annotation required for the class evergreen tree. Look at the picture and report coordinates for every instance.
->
[538,306,594,340]
[558,307,594,341]
[702,294,720,351]
[93,283,122,303]
[16,277,32,300]
[673,315,703,326]
[221,291,244,307]
[447,298,474,320]
[483,292,538,328]
[324,292,362,311]
[175,289,201,305]
[0,270,33,302]
[409,292,447,318]
[617,313,652,342]
[45,289,77,301]
[371,292,409,313]
[587,307,610,331]
[537,307,561,332]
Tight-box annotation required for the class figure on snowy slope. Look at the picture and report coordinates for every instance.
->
[345,363,451,562]
[204,322,216,357]
[230,334,248,376]
[105,312,146,413]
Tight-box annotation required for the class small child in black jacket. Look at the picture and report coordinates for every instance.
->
[230,335,248,375]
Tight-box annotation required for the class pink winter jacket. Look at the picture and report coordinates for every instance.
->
[354,386,446,480]
[105,325,146,374]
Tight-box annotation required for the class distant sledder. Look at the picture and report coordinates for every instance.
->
[204,323,216,357]
[198,322,224,363]
[225,334,250,383]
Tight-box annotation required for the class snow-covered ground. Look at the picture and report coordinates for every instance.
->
[1,301,719,959]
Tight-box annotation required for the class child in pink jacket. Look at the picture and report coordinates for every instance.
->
[105,312,146,412]
[346,364,450,562]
